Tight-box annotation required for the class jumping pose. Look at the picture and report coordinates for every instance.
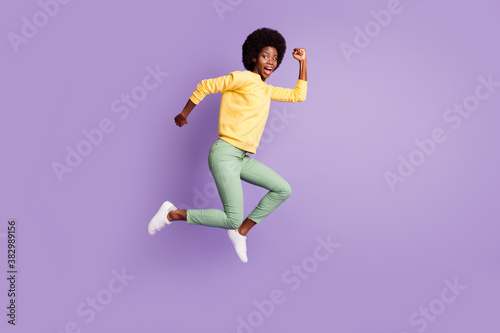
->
[148,27,307,263]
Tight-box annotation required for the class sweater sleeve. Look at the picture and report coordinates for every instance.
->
[270,79,307,102]
[189,71,246,105]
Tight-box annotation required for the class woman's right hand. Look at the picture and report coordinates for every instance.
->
[174,112,189,127]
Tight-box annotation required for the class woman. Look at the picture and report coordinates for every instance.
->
[148,27,307,263]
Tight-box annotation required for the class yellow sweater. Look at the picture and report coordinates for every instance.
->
[189,70,307,154]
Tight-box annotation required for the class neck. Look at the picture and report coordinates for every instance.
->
[251,69,265,82]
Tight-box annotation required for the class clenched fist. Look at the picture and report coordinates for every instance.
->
[292,48,306,62]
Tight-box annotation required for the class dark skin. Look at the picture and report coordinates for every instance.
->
[169,46,307,236]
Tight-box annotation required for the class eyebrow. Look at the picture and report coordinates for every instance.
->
[263,51,278,57]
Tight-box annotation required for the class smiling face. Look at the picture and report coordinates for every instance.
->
[251,46,278,82]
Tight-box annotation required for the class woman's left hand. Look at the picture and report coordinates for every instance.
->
[292,48,306,61]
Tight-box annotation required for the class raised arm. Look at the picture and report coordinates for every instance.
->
[270,48,308,102]
[293,48,307,81]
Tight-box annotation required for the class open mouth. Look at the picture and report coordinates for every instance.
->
[264,67,273,75]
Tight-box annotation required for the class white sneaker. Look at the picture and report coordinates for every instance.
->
[148,201,177,235]
[227,229,248,263]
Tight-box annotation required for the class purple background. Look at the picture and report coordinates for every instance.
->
[2,0,499,332]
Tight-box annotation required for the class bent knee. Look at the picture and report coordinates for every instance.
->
[279,181,292,199]
[225,212,243,229]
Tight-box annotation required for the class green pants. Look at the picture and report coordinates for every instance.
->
[186,138,292,229]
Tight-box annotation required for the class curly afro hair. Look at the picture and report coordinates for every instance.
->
[242,27,287,72]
